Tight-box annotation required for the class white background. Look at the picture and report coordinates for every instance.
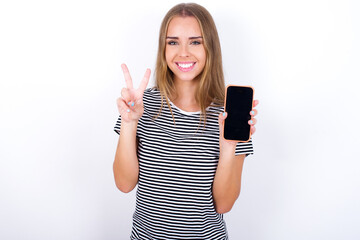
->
[1,0,359,239]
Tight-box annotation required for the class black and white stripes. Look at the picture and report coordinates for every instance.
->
[114,88,253,239]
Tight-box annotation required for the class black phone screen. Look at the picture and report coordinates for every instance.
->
[224,86,254,142]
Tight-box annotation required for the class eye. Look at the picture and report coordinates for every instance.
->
[167,41,178,45]
[191,40,201,45]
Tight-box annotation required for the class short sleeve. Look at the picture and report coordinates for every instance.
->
[235,138,254,157]
[113,115,121,135]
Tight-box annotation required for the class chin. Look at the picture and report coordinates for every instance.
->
[177,76,198,82]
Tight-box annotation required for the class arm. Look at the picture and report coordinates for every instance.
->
[213,101,258,213]
[212,144,245,214]
[113,64,150,193]
[113,121,139,193]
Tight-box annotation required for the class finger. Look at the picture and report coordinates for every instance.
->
[250,109,258,117]
[121,88,132,103]
[121,64,134,89]
[248,118,257,126]
[116,97,131,115]
[253,99,259,107]
[250,126,256,135]
[138,68,151,93]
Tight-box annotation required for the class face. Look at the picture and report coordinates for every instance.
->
[165,16,206,83]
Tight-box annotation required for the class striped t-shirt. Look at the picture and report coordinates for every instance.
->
[114,88,254,239]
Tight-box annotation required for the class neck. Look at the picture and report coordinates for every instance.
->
[171,78,200,111]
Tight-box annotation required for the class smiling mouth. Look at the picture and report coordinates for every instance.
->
[175,62,196,72]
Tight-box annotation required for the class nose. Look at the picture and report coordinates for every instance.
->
[179,44,190,57]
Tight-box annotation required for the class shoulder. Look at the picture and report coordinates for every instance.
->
[207,103,224,116]
[143,87,161,101]
[142,87,162,114]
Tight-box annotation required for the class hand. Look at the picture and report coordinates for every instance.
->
[218,99,259,145]
[116,64,151,123]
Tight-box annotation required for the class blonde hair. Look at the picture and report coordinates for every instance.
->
[155,3,225,122]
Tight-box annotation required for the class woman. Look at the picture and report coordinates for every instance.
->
[113,3,258,239]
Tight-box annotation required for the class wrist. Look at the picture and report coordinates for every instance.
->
[219,141,236,161]
[120,120,138,134]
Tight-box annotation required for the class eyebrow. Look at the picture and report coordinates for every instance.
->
[166,36,203,40]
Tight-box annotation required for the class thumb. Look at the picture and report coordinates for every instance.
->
[218,112,227,137]
[218,112,227,124]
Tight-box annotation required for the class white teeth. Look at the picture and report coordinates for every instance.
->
[178,63,194,68]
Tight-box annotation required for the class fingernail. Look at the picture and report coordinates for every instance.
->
[128,101,131,105]
[127,109,130,113]
[251,111,255,115]
[131,102,135,107]
[222,112,226,117]
[249,120,253,124]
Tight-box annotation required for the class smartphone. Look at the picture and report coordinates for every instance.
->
[223,85,254,142]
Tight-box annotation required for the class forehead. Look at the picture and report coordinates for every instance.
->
[167,16,202,36]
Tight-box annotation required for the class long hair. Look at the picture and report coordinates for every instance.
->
[155,3,225,123]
